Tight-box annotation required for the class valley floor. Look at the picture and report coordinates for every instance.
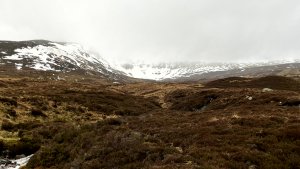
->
[0,75,299,169]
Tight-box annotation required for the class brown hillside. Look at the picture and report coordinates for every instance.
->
[205,76,300,91]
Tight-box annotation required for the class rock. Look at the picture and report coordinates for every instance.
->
[249,164,257,169]
[0,159,10,165]
[262,88,273,92]
[0,158,14,166]
[15,154,26,159]
[246,95,253,101]
[175,147,183,153]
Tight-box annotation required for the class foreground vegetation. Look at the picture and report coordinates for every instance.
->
[0,75,299,168]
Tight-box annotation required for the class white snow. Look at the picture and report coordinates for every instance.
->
[1,42,110,73]
[113,60,300,80]
[1,51,7,54]
[2,154,33,169]
[3,55,23,60]
[113,63,241,80]
[15,63,22,70]
[2,41,299,80]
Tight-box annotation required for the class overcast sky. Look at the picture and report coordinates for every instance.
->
[1,0,300,63]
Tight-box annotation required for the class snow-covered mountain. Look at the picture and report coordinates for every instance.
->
[0,40,120,74]
[0,40,299,81]
[114,60,300,80]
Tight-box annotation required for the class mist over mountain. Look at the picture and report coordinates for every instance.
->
[1,0,300,64]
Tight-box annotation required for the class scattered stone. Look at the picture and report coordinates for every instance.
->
[0,158,11,165]
[232,113,240,119]
[0,158,16,168]
[262,88,273,92]
[249,164,257,169]
[175,147,183,153]
[208,117,219,122]
[246,95,253,101]
[185,161,193,165]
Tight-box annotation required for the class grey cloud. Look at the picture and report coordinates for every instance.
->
[0,0,300,63]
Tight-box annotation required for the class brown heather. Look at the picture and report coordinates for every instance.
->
[0,74,299,169]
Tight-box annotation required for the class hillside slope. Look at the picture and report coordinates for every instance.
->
[116,61,300,81]
[0,76,298,168]
[0,40,128,81]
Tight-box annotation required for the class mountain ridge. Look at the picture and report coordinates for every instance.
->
[1,40,299,81]
[0,40,130,82]
[114,60,300,80]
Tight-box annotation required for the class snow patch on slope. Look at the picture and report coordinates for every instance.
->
[2,42,111,72]
[4,54,23,61]
[114,60,300,80]
[113,63,237,80]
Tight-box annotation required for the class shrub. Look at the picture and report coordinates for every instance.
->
[30,109,47,117]
[0,97,17,106]
[282,125,300,140]
[7,138,40,158]
[104,118,123,126]
[5,108,17,117]
[1,119,16,131]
